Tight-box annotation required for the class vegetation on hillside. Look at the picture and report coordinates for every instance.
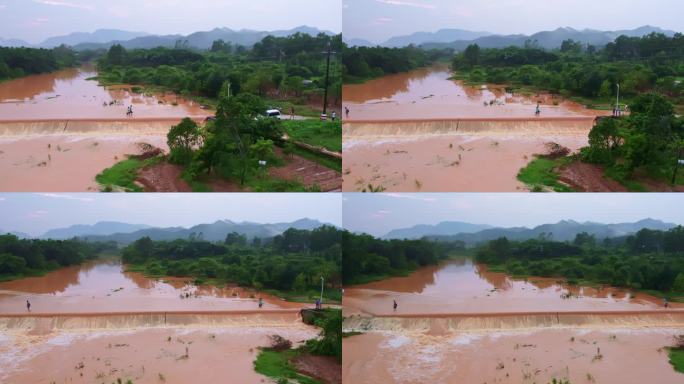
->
[475,226,684,298]
[122,226,341,301]
[342,231,465,285]
[0,234,116,281]
[0,45,80,81]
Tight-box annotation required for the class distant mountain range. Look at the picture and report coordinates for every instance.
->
[31,218,330,244]
[346,25,678,50]
[383,221,492,239]
[384,219,679,245]
[0,26,334,50]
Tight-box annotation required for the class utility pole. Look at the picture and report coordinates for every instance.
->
[319,276,324,305]
[321,39,336,120]
[616,83,620,116]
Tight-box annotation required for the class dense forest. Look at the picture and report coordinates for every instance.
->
[0,45,80,81]
[0,234,116,281]
[342,44,453,83]
[451,33,684,107]
[580,93,684,186]
[97,32,342,114]
[342,231,465,284]
[121,226,341,299]
[475,226,684,295]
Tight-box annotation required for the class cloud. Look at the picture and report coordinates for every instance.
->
[37,193,95,202]
[0,5,6,10]
[374,0,436,10]
[32,0,94,11]
[372,17,393,25]
[27,210,49,219]
[371,209,392,219]
[0,197,6,201]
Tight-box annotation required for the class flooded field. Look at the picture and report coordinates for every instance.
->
[342,65,608,121]
[0,259,303,315]
[343,328,684,384]
[1,323,316,384]
[0,67,208,121]
[344,259,682,316]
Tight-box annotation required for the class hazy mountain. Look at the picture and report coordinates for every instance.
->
[0,230,31,239]
[383,28,490,48]
[69,25,334,51]
[0,38,31,47]
[419,25,678,51]
[384,221,493,240]
[38,29,150,48]
[42,221,152,240]
[427,219,679,245]
[81,218,330,244]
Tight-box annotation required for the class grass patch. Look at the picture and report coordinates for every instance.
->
[96,157,162,192]
[287,145,341,173]
[669,348,684,374]
[281,120,342,153]
[253,349,320,384]
[517,156,574,192]
[342,331,363,338]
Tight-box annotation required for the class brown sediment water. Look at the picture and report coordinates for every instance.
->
[342,65,610,121]
[343,259,681,316]
[0,259,305,315]
[0,135,168,191]
[342,328,684,384]
[0,67,211,121]
[0,324,317,383]
[342,131,588,192]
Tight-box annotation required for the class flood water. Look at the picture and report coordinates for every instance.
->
[342,65,608,121]
[0,259,303,314]
[0,66,209,121]
[343,328,684,384]
[1,324,317,383]
[344,259,680,316]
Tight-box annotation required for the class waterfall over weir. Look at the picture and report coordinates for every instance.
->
[0,310,304,333]
[343,117,596,139]
[343,311,684,334]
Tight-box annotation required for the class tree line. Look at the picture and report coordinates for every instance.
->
[475,226,684,294]
[121,226,341,296]
[0,234,116,280]
[0,45,79,81]
[98,32,342,108]
[342,231,465,284]
[342,44,453,83]
[451,33,684,103]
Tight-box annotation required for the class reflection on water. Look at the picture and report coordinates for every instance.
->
[0,66,209,120]
[0,259,302,313]
[345,258,677,315]
[342,65,607,120]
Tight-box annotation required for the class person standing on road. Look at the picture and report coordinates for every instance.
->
[258,297,263,308]
[535,102,541,116]
[26,299,31,312]
[345,107,350,118]
[331,111,336,121]
[290,106,295,120]
[393,300,398,311]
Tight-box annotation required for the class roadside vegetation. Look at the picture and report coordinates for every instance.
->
[669,335,684,374]
[517,156,574,192]
[342,231,466,285]
[475,226,684,300]
[0,234,117,281]
[451,33,684,112]
[254,308,341,384]
[121,226,342,303]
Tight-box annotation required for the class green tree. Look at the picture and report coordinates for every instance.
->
[167,118,202,165]
[463,44,480,67]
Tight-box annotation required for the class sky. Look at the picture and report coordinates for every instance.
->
[343,193,684,237]
[343,0,684,44]
[0,0,341,44]
[0,193,342,236]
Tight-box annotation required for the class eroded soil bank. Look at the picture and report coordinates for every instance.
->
[1,325,317,384]
[0,259,304,315]
[343,328,684,384]
[343,259,682,316]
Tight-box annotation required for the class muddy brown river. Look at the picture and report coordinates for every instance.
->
[342,65,608,121]
[0,66,212,191]
[344,259,681,316]
[0,259,304,315]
